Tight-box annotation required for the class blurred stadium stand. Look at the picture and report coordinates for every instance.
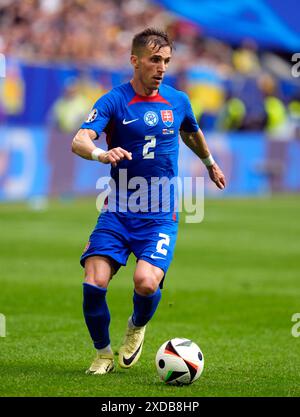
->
[0,0,300,201]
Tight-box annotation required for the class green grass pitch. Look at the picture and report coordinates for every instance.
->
[0,196,300,397]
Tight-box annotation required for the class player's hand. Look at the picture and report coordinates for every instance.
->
[99,147,132,168]
[207,163,226,190]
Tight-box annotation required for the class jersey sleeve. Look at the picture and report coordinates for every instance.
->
[180,92,199,132]
[80,91,116,138]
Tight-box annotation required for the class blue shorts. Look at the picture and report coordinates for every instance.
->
[80,212,178,279]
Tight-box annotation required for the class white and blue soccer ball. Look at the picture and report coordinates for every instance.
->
[155,338,204,385]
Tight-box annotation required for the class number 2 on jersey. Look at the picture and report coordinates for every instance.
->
[156,233,170,256]
[143,135,156,159]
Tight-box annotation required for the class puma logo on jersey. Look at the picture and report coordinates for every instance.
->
[122,118,139,125]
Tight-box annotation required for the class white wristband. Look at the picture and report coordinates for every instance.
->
[91,147,105,161]
[201,154,215,167]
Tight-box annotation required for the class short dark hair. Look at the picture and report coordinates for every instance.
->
[131,28,173,55]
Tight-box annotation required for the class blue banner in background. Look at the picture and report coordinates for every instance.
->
[1,59,177,126]
[3,62,131,126]
[0,126,49,200]
[0,58,298,132]
[0,126,299,201]
[179,132,270,196]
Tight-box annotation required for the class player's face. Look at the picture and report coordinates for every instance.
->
[134,45,172,91]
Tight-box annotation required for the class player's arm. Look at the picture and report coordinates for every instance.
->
[71,128,132,168]
[180,128,226,190]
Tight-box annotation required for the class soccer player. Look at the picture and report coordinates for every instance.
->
[72,28,226,375]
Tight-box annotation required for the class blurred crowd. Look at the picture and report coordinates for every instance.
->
[0,0,173,66]
[0,0,299,136]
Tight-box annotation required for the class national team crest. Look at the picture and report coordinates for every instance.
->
[144,111,159,127]
[160,110,174,127]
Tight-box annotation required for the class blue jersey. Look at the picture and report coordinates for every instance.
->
[81,82,199,219]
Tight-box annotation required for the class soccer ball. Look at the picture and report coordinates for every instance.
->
[155,338,204,385]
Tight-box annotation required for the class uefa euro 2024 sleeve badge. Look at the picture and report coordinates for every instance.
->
[85,108,98,123]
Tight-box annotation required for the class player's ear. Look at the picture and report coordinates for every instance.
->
[130,55,139,70]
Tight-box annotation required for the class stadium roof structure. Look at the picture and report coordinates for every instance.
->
[153,0,300,51]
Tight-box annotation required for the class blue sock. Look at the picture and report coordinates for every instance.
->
[132,288,162,327]
[82,282,110,349]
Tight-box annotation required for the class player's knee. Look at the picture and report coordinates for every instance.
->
[84,257,112,289]
[84,274,108,289]
[134,272,159,296]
